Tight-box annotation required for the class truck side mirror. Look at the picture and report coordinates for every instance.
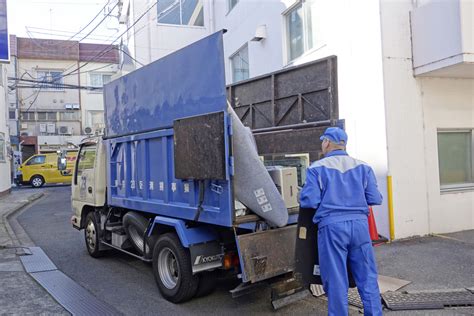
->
[58,157,67,171]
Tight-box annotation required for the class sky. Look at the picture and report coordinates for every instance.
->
[8,0,120,44]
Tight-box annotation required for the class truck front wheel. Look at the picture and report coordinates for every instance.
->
[85,212,103,258]
[152,233,198,303]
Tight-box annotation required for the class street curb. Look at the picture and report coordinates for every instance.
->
[2,192,44,250]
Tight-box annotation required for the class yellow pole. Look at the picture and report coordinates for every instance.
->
[387,175,395,241]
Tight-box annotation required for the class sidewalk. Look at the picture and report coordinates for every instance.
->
[0,189,67,315]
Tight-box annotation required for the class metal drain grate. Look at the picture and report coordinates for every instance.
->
[19,247,57,273]
[31,270,118,315]
[382,289,474,311]
[20,247,120,315]
[348,288,364,309]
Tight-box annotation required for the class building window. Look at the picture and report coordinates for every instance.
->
[228,0,238,13]
[89,73,112,88]
[285,0,316,62]
[87,111,105,128]
[60,111,80,121]
[37,112,57,121]
[437,130,474,191]
[9,110,16,120]
[157,0,204,27]
[21,112,35,121]
[37,70,64,90]
[0,133,5,162]
[230,44,249,83]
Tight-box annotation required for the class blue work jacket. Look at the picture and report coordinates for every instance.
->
[300,150,383,228]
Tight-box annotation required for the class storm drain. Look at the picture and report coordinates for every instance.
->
[19,247,56,273]
[382,289,474,311]
[348,288,363,309]
[19,247,119,315]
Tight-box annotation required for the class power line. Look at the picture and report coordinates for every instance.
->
[61,1,158,78]
[67,0,119,47]
[66,0,111,41]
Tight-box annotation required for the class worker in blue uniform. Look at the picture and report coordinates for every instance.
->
[300,127,383,316]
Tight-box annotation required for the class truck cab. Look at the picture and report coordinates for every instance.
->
[71,137,106,230]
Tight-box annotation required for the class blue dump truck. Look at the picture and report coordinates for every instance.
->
[67,31,339,306]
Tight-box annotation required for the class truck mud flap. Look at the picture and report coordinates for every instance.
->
[236,225,297,283]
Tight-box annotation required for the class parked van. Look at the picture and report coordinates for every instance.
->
[19,152,77,187]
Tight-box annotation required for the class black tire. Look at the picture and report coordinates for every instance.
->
[195,271,217,298]
[123,212,156,258]
[84,212,102,258]
[30,175,44,188]
[152,233,199,303]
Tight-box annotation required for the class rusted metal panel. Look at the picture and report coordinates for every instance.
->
[236,225,297,283]
[227,56,338,132]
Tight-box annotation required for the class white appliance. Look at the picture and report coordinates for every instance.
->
[265,166,299,209]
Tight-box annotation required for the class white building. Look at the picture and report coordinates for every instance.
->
[0,62,11,195]
[122,0,473,239]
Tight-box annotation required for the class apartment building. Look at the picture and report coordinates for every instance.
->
[10,37,119,158]
[121,0,473,239]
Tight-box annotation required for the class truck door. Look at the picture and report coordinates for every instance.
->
[73,144,97,205]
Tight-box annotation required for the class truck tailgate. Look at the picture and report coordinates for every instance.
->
[236,225,297,283]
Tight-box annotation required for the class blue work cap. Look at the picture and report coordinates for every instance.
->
[320,127,348,145]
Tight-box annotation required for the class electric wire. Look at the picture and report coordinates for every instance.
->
[66,0,111,41]
[66,0,119,48]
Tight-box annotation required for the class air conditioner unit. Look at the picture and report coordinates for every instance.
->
[84,126,93,135]
[47,123,56,134]
[59,126,72,135]
[21,123,28,130]
[39,123,47,133]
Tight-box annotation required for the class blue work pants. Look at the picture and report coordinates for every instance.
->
[318,219,382,316]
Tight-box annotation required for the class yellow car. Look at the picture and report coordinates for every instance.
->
[18,152,77,188]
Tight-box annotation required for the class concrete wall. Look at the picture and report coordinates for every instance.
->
[131,0,212,66]
[0,64,11,193]
[421,78,474,233]
[380,0,474,238]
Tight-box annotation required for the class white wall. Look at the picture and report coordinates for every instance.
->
[0,64,11,193]
[421,78,474,234]
[131,0,212,65]
[215,0,390,237]
[380,0,474,238]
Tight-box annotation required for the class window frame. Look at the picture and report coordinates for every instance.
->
[60,111,80,121]
[74,144,97,185]
[89,73,112,91]
[36,70,65,91]
[37,112,57,122]
[230,43,250,83]
[227,0,238,14]
[21,112,35,121]
[26,155,46,166]
[156,0,205,28]
[283,0,315,63]
[437,129,474,192]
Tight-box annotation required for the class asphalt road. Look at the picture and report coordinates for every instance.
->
[16,186,334,315]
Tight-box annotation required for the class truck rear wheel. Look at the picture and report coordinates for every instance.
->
[85,212,103,258]
[152,233,199,303]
